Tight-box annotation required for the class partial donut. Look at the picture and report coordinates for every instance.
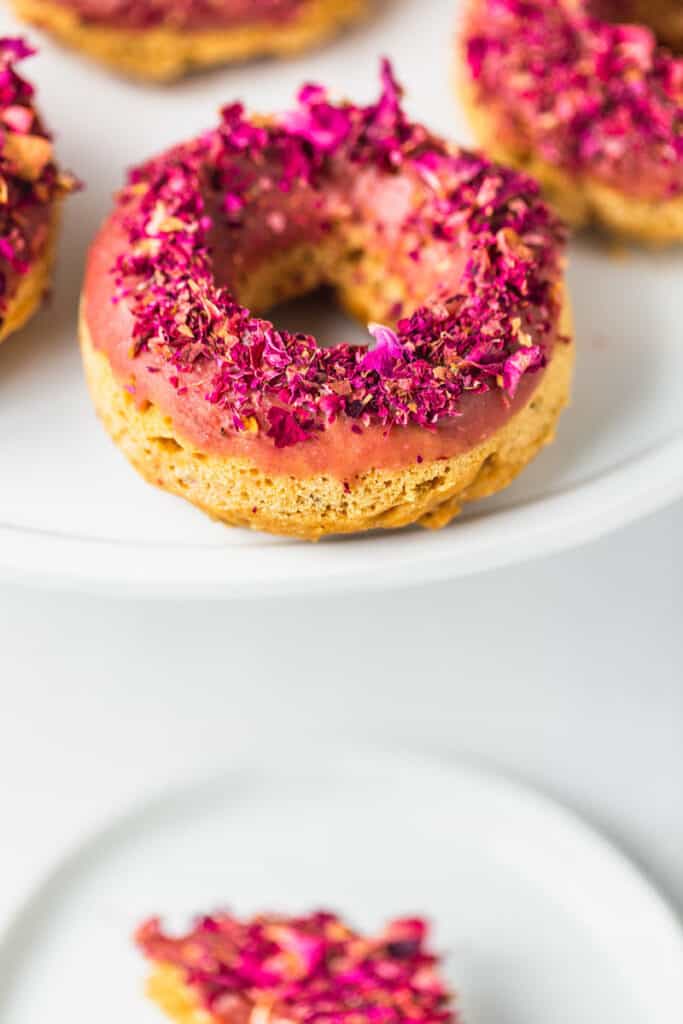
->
[0,38,75,346]
[135,911,460,1024]
[11,0,372,81]
[460,0,683,244]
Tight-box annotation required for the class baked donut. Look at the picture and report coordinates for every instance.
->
[80,63,573,540]
[11,0,371,81]
[0,38,74,346]
[460,0,683,243]
[136,911,459,1024]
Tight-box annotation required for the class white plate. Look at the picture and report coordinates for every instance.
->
[0,751,681,1023]
[0,1,682,596]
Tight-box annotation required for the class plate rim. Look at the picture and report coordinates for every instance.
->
[1,429,681,597]
[1,746,682,999]
[1,3,683,597]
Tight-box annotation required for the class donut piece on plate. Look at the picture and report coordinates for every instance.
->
[136,911,459,1024]
[81,62,573,539]
[459,0,683,244]
[10,0,372,81]
[0,37,75,346]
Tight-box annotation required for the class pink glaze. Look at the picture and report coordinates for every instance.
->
[52,0,303,30]
[83,65,566,482]
[463,0,683,202]
[84,209,546,479]
[136,911,459,1024]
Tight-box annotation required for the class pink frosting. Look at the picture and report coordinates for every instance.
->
[463,0,683,201]
[83,65,566,482]
[51,0,303,30]
[84,206,549,480]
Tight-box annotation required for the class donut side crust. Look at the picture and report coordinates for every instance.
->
[79,300,574,540]
[459,84,683,245]
[11,0,371,81]
[146,964,212,1024]
[0,203,61,345]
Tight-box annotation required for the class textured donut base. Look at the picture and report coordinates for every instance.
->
[461,88,683,245]
[11,0,370,81]
[0,205,61,345]
[79,303,574,541]
[145,964,214,1024]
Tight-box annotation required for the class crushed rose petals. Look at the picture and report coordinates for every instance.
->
[464,0,683,199]
[137,911,458,1024]
[113,61,565,448]
[0,37,76,315]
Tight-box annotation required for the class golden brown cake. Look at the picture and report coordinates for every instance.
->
[80,64,573,539]
[11,0,371,81]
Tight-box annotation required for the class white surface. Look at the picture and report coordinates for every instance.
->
[0,1,682,593]
[0,501,682,1020]
[1,752,682,1024]
[0,1,682,1016]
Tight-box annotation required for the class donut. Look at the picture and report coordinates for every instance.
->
[0,38,74,346]
[11,0,371,81]
[136,911,460,1024]
[460,0,683,243]
[80,63,573,540]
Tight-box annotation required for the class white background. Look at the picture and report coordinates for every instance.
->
[1,500,681,931]
[0,0,681,955]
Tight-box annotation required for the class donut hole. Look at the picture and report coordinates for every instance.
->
[203,163,468,351]
[267,285,369,351]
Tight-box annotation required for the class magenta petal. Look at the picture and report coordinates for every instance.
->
[0,38,35,64]
[266,407,311,448]
[502,345,543,397]
[360,323,404,376]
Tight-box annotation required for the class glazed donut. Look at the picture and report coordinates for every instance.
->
[80,63,573,540]
[0,38,74,346]
[11,0,371,81]
[460,0,683,243]
[136,911,459,1024]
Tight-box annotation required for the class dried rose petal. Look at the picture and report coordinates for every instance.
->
[2,104,33,133]
[502,344,543,397]
[360,323,404,376]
